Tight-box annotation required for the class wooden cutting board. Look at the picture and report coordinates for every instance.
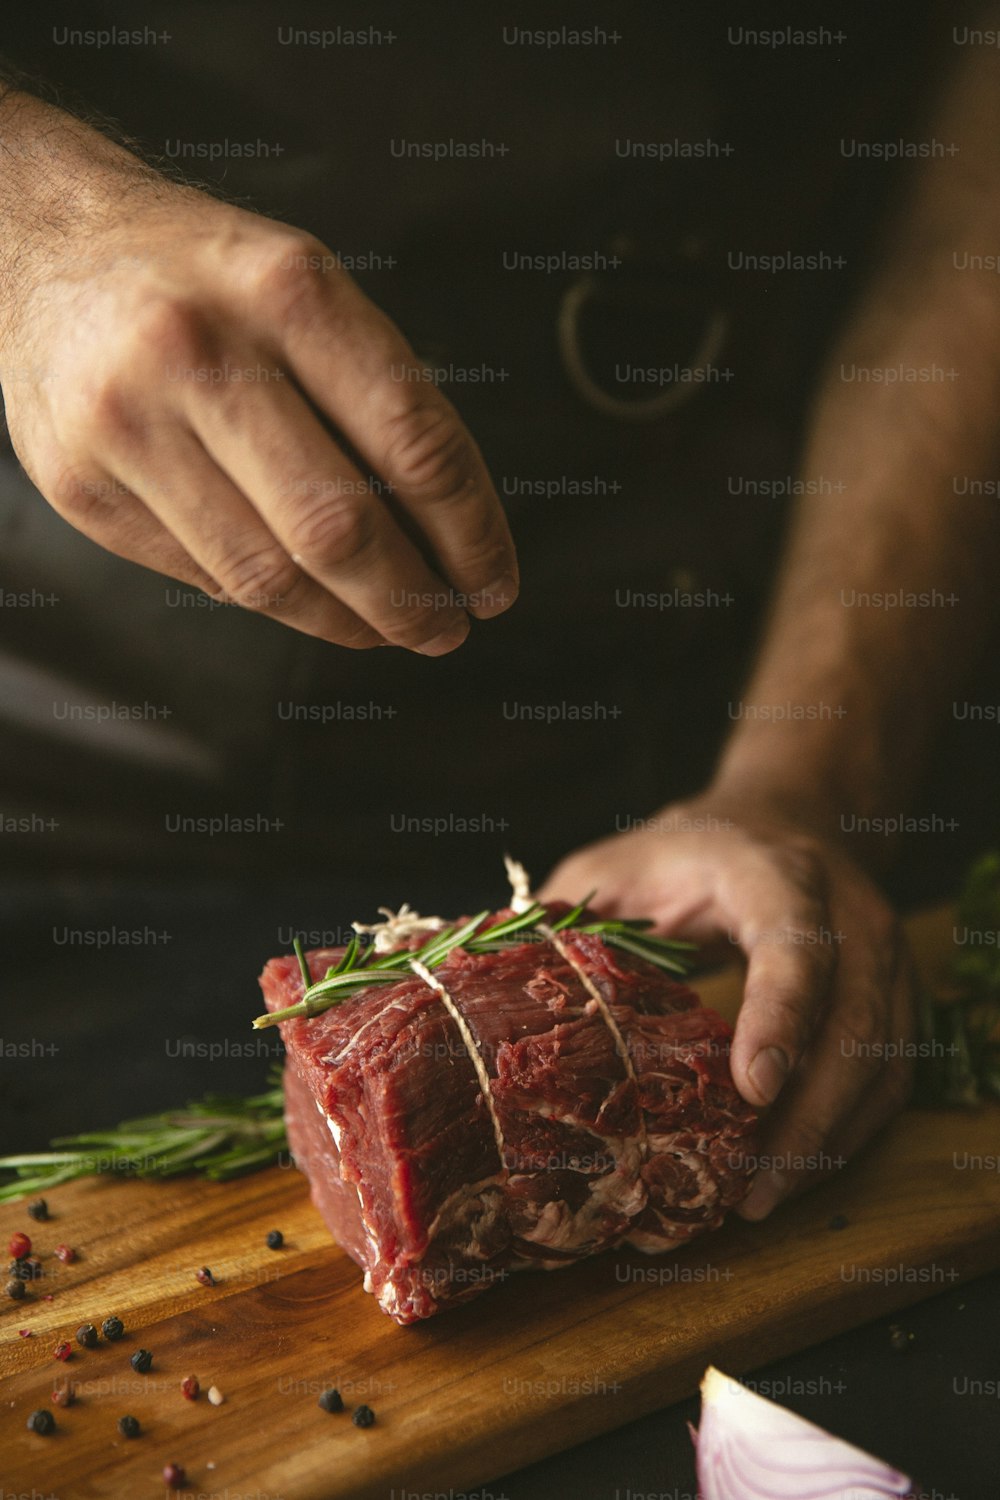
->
[2,906,999,1500]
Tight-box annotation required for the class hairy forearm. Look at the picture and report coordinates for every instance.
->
[715,37,1000,863]
[0,86,186,345]
[0,82,218,351]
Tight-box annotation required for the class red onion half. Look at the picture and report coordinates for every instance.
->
[694,1366,917,1499]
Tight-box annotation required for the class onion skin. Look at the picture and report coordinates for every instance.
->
[695,1365,918,1499]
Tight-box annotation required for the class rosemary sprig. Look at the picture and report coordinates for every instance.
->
[548,891,598,933]
[253,901,696,1030]
[596,930,696,976]
[293,935,312,988]
[0,1071,287,1204]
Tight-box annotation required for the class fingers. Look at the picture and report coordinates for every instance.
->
[537,851,624,911]
[41,461,221,597]
[726,864,837,1108]
[823,944,916,1160]
[180,366,472,653]
[737,926,913,1220]
[534,814,914,1228]
[250,249,518,620]
[104,426,385,648]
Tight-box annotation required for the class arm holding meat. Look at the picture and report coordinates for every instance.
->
[542,36,1000,1217]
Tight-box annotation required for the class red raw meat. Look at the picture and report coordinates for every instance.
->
[260,904,756,1323]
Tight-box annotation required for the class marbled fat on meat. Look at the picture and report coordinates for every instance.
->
[259,906,757,1323]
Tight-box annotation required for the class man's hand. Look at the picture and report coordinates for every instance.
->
[538,792,916,1219]
[0,93,517,652]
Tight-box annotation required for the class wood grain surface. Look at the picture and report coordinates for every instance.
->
[1,905,998,1500]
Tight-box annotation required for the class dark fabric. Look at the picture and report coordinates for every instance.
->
[0,1,975,890]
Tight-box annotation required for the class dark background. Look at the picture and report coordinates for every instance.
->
[0,4,998,1495]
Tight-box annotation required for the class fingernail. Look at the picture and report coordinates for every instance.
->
[737,1168,787,1221]
[414,618,470,657]
[747,1046,790,1106]
[471,575,518,619]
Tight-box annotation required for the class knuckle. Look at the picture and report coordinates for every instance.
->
[336,619,383,651]
[132,295,208,369]
[251,232,332,323]
[384,602,452,646]
[214,543,299,611]
[286,498,378,572]
[775,836,829,904]
[45,461,104,521]
[70,377,136,447]
[380,398,477,500]
[836,1002,884,1065]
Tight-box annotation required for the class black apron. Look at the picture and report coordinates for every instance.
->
[0,0,949,890]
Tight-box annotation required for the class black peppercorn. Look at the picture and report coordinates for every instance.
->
[352,1404,375,1428]
[102,1315,124,1341]
[117,1414,141,1438]
[76,1322,99,1348]
[27,1408,55,1435]
[5,1277,25,1301]
[266,1229,284,1249]
[318,1387,343,1413]
[27,1199,49,1222]
[130,1348,153,1373]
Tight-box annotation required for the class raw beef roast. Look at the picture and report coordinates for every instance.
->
[259,903,757,1323]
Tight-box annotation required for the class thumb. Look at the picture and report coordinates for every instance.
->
[727,893,836,1107]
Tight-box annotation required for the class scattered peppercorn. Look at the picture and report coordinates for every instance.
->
[5,1277,25,1301]
[76,1322,99,1348]
[163,1462,187,1488]
[51,1381,76,1408]
[26,1408,55,1435]
[828,1214,849,1231]
[117,1414,141,1438]
[207,1385,224,1406]
[318,1387,343,1413]
[195,1266,216,1287]
[352,1404,375,1428]
[53,1340,73,1362]
[102,1315,125,1341]
[181,1375,200,1401]
[27,1199,49,1222]
[18,1328,33,1337]
[889,1323,913,1353]
[8,1231,31,1260]
[54,1244,76,1265]
[130,1348,153,1373]
[266,1229,284,1250]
